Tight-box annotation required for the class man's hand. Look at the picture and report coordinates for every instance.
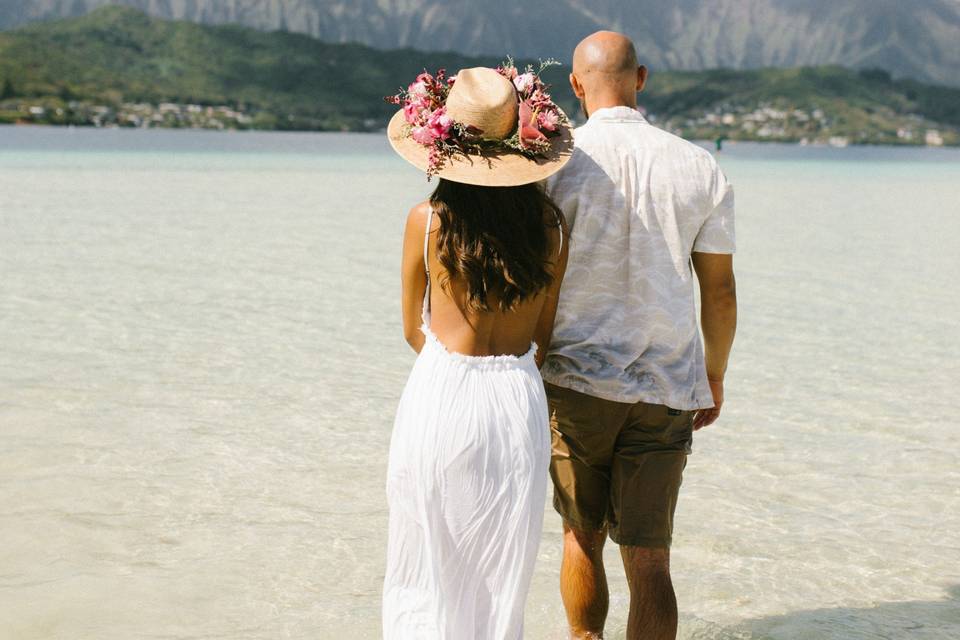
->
[692,379,724,430]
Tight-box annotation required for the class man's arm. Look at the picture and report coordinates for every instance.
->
[691,252,737,429]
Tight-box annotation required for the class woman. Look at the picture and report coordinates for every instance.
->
[382,65,573,637]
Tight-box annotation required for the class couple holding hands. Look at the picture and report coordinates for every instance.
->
[382,30,737,640]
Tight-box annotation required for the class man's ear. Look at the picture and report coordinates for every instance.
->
[636,65,648,93]
[569,73,585,99]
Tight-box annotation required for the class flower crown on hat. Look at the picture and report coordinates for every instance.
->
[385,58,570,178]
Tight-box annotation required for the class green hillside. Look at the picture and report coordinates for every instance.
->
[644,66,960,145]
[1,6,958,145]
[0,6,499,130]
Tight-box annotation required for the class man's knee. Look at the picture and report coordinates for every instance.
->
[621,545,671,584]
[563,521,607,558]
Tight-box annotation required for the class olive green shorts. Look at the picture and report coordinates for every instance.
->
[546,383,694,548]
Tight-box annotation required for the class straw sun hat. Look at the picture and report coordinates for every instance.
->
[387,65,573,187]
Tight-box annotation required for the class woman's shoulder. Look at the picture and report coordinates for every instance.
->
[405,200,439,234]
[404,201,431,245]
[405,200,430,225]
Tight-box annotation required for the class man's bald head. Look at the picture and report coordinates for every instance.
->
[573,31,638,80]
[570,31,646,116]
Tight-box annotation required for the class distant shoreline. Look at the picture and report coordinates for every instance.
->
[2,121,956,149]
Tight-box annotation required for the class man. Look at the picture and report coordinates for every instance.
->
[542,31,738,640]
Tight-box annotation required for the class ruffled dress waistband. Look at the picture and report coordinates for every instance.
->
[421,324,538,371]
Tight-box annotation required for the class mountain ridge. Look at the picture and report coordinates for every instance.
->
[1,0,959,86]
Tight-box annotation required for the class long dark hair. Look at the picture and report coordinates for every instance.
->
[430,179,563,313]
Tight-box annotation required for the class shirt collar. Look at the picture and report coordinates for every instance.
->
[586,106,648,124]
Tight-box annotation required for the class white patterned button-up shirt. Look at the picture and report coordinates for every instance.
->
[543,106,736,410]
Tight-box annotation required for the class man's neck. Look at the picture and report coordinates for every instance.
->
[584,95,637,119]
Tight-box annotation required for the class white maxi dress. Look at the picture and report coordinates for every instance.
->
[382,208,551,639]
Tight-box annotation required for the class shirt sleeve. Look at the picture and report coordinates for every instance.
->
[693,163,736,254]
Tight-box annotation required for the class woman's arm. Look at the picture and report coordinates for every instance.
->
[400,202,432,353]
[533,212,570,369]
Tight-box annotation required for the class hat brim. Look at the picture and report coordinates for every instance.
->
[387,109,574,187]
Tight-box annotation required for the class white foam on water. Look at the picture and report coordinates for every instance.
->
[1,128,959,639]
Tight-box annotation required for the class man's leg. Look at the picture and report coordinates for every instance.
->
[609,403,693,640]
[546,383,628,639]
[560,522,609,638]
[620,546,676,640]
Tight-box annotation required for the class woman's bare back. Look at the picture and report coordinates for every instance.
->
[423,202,567,359]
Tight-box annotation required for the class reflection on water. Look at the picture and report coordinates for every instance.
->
[1,127,959,639]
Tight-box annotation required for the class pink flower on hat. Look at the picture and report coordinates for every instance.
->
[530,88,552,108]
[410,107,454,145]
[538,110,560,132]
[403,96,430,125]
[513,72,536,94]
[408,80,430,98]
[518,100,547,148]
[427,107,454,141]
[410,124,437,145]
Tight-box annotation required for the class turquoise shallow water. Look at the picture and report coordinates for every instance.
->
[2,126,959,639]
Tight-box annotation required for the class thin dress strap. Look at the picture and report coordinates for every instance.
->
[555,209,563,257]
[421,206,433,324]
